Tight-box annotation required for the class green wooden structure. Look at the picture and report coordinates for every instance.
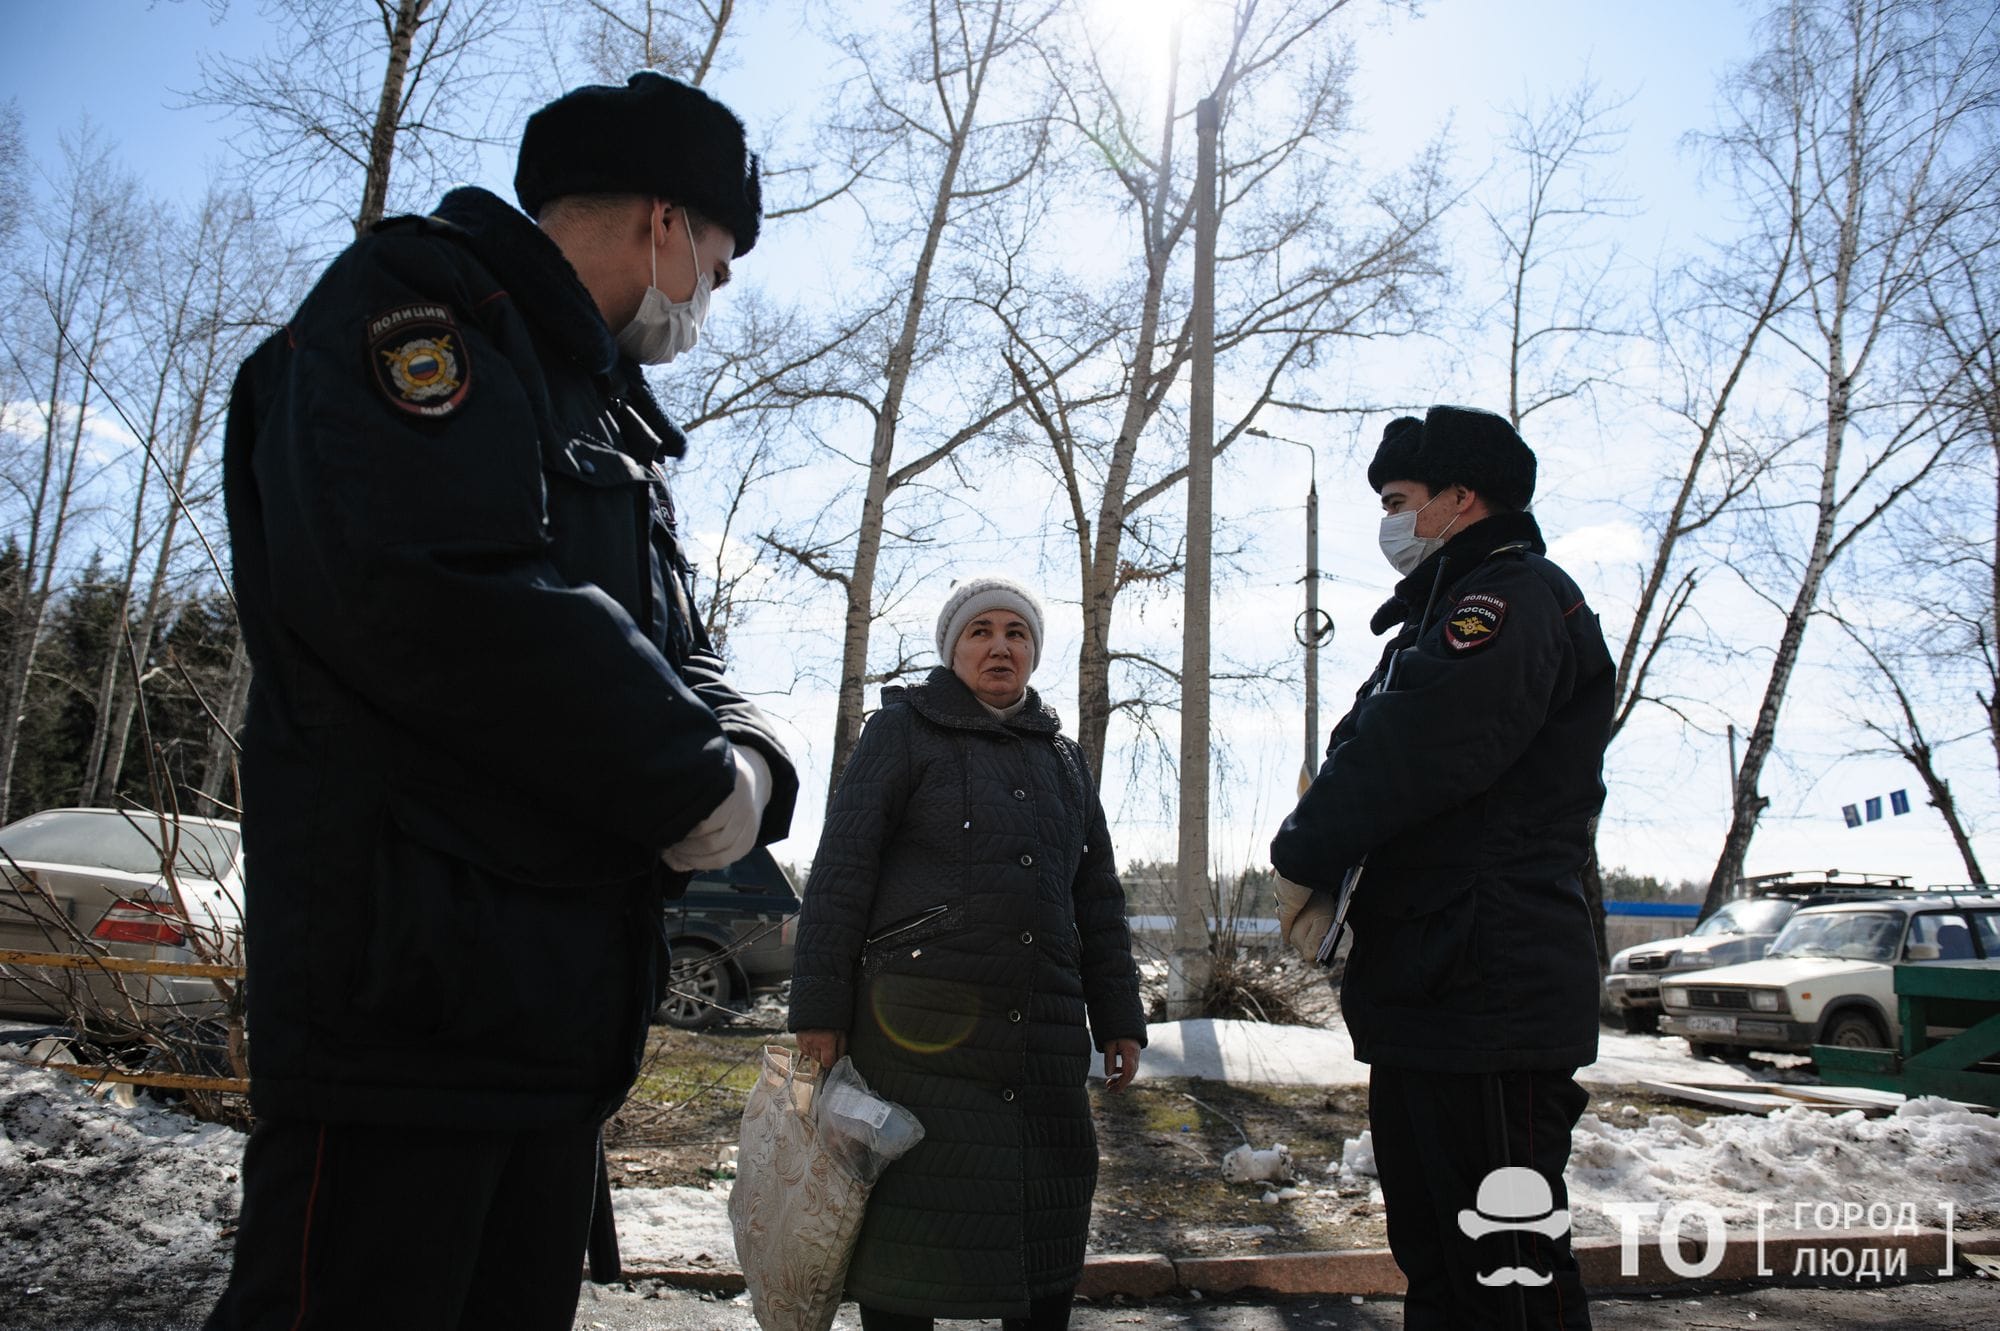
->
[1814,961,2000,1108]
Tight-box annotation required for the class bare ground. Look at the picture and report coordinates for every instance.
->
[604,1002,1714,1260]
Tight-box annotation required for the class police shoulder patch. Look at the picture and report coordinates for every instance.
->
[1444,592,1507,651]
[368,303,469,418]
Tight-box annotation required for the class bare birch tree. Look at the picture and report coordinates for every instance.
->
[0,130,140,823]
[1698,0,2000,915]
[1005,0,1447,779]
[1830,612,1988,882]
[561,0,734,84]
[1816,203,2000,886]
[80,190,293,803]
[753,0,1077,794]
[0,101,23,255]
[1483,80,1638,432]
[189,0,519,236]
[1910,232,2000,791]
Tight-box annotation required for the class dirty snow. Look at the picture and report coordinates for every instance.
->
[0,1064,240,1321]
[607,1183,739,1269]
[1563,1097,2000,1237]
[0,1060,758,1302]
[1139,1017,1790,1088]
[4,1015,1997,1319]
[1326,1098,2000,1240]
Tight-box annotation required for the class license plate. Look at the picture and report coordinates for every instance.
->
[1683,1015,1736,1035]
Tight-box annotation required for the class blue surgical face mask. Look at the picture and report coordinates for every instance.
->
[617,210,711,365]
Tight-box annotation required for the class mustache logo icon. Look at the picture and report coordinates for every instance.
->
[1476,1266,1553,1288]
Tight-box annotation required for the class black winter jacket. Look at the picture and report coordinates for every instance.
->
[1271,513,1611,1072]
[224,186,798,1127]
[788,669,1146,1318]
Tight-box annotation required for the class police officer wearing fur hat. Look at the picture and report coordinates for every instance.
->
[207,74,798,1329]
[1271,407,1611,1329]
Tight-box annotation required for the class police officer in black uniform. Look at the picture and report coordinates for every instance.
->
[207,74,799,1330]
[1272,407,1611,1330]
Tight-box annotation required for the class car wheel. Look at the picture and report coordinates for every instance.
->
[1621,1008,1660,1035]
[657,943,733,1030]
[1821,1010,1889,1050]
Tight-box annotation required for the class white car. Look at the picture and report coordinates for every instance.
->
[1604,896,1802,1031]
[1658,894,2000,1058]
[0,807,244,1024]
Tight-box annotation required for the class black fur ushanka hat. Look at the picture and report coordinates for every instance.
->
[1366,405,1537,511]
[514,72,762,255]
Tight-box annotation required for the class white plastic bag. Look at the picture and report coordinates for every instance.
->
[729,1045,924,1331]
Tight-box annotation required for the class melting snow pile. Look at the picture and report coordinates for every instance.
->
[611,1184,739,1269]
[0,1056,747,1305]
[1334,1097,2000,1239]
[7,1046,1999,1312]
[0,1064,240,1315]
[1566,1099,2000,1236]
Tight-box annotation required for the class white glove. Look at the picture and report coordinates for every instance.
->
[1274,875,1338,965]
[662,746,772,872]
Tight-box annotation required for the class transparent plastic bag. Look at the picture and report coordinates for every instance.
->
[729,1045,925,1331]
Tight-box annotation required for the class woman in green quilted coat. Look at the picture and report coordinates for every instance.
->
[790,575,1147,1331]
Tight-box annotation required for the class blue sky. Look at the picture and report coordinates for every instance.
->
[3,1,266,192]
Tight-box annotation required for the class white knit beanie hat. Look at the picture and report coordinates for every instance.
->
[935,575,1045,668]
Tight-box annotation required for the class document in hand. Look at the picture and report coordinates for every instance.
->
[729,1045,925,1331]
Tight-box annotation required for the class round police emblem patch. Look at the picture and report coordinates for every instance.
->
[1444,592,1507,651]
[367,304,471,418]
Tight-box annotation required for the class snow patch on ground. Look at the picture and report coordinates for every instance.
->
[1334,1095,2000,1239]
[5,1020,1996,1315]
[0,1063,239,1319]
[612,1184,738,1269]
[1565,1097,2000,1236]
[0,1056,752,1303]
[1138,1018,1781,1088]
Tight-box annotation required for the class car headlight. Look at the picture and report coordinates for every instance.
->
[1749,989,1788,1014]
[1663,986,1689,1009]
[1609,954,1631,973]
[1674,953,1715,969]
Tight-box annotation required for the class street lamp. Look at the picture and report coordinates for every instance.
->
[1246,426,1331,784]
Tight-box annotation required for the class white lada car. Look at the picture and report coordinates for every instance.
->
[1658,895,2000,1059]
[1604,896,1802,1032]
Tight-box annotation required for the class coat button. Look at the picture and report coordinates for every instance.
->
[1020,931,1033,945]
[578,457,596,474]
[1012,789,1026,800]
[1008,1009,1022,1023]
[1019,854,1034,867]
[1002,1088,1016,1102]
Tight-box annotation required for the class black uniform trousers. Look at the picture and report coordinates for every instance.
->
[204,1117,601,1331]
[1369,1066,1592,1330]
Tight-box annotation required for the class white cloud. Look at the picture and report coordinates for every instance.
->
[1546,520,1648,569]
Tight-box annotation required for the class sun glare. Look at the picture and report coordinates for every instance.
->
[1085,0,1193,109]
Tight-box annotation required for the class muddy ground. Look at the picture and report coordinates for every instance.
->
[603,1002,1707,1259]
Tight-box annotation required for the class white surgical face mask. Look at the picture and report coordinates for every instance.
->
[616,210,710,365]
[1377,490,1460,576]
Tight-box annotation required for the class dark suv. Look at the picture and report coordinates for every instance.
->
[657,848,801,1030]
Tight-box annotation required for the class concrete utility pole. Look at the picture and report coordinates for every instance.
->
[1246,428,1329,786]
[1303,470,1321,776]
[1168,95,1219,1022]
